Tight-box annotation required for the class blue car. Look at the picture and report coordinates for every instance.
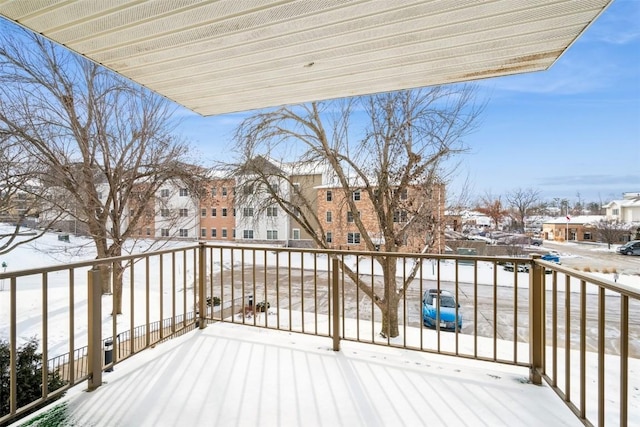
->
[541,253,560,263]
[422,289,462,331]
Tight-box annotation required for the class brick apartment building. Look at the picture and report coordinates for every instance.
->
[317,183,446,253]
[197,177,237,241]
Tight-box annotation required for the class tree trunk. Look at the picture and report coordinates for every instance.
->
[379,258,401,338]
[380,299,400,338]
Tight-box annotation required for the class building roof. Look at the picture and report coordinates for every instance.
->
[0,1,612,116]
[543,215,605,225]
[602,196,640,209]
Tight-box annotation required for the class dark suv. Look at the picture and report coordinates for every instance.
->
[617,240,640,256]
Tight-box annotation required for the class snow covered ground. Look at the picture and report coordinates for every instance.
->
[2,226,638,426]
[13,322,585,427]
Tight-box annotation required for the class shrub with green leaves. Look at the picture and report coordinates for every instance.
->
[1,338,65,418]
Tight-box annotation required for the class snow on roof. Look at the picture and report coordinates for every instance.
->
[603,196,640,208]
[543,215,605,225]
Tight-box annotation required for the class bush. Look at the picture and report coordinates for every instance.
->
[255,301,270,312]
[205,296,221,307]
[0,338,65,418]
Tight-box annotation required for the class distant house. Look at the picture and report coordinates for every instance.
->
[602,192,640,223]
[542,215,604,242]
[460,210,492,229]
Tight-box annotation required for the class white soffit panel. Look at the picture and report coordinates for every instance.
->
[0,0,612,116]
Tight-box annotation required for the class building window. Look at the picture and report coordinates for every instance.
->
[393,210,408,223]
[292,183,300,193]
[232,229,236,238]
[243,207,254,217]
[179,208,188,217]
[161,229,169,237]
[211,208,217,217]
[347,211,359,223]
[326,211,332,222]
[612,208,619,215]
[243,230,254,239]
[201,228,206,237]
[326,190,332,202]
[211,187,217,197]
[222,187,228,196]
[347,232,361,244]
[353,190,361,201]
[179,188,188,197]
[583,232,592,240]
[222,228,227,238]
[146,227,151,236]
[393,188,408,200]
[326,232,332,243]
[179,229,189,237]
[129,209,135,217]
[267,206,278,217]
[160,189,169,197]
[267,230,278,240]
[211,228,217,238]
[222,208,228,217]
[243,185,253,195]
[293,229,300,240]
[270,183,279,192]
[201,208,206,217]
[233,208,236,217]
[160,208,169,217]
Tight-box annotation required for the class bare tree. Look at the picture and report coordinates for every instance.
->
[0,137,64,254]
[506,187,541,232]
[232,87,483,337]
[476,193,509,231]
[593,218,630,249]
[0,24,199,313]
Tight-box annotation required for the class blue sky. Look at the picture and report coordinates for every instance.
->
[177,0,639,205]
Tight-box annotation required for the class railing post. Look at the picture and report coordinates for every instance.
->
[332,258,340,351]
[87,267,102,391]
[529,255,543,384]
[198,242,206,330]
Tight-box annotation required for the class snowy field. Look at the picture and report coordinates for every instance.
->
[1,226,639,425]
[2,225,639,353]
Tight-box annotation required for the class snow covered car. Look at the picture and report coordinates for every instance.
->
[422,289,462,331]
[503,262,530,273]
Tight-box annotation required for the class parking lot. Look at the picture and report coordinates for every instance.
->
[214,244,640,358]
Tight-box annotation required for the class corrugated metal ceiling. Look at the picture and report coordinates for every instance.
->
[0,0,612,116]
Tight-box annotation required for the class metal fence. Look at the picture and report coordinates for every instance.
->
[1,243,637,426]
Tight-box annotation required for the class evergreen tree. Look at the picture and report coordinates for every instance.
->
[0,338,65,418]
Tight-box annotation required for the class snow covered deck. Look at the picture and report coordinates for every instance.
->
[26,322,582,427]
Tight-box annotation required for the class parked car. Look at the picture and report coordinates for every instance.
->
[503,262,530,273]
[422,289,462,331]
[617,240,640,256]
[541,253,560,263]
